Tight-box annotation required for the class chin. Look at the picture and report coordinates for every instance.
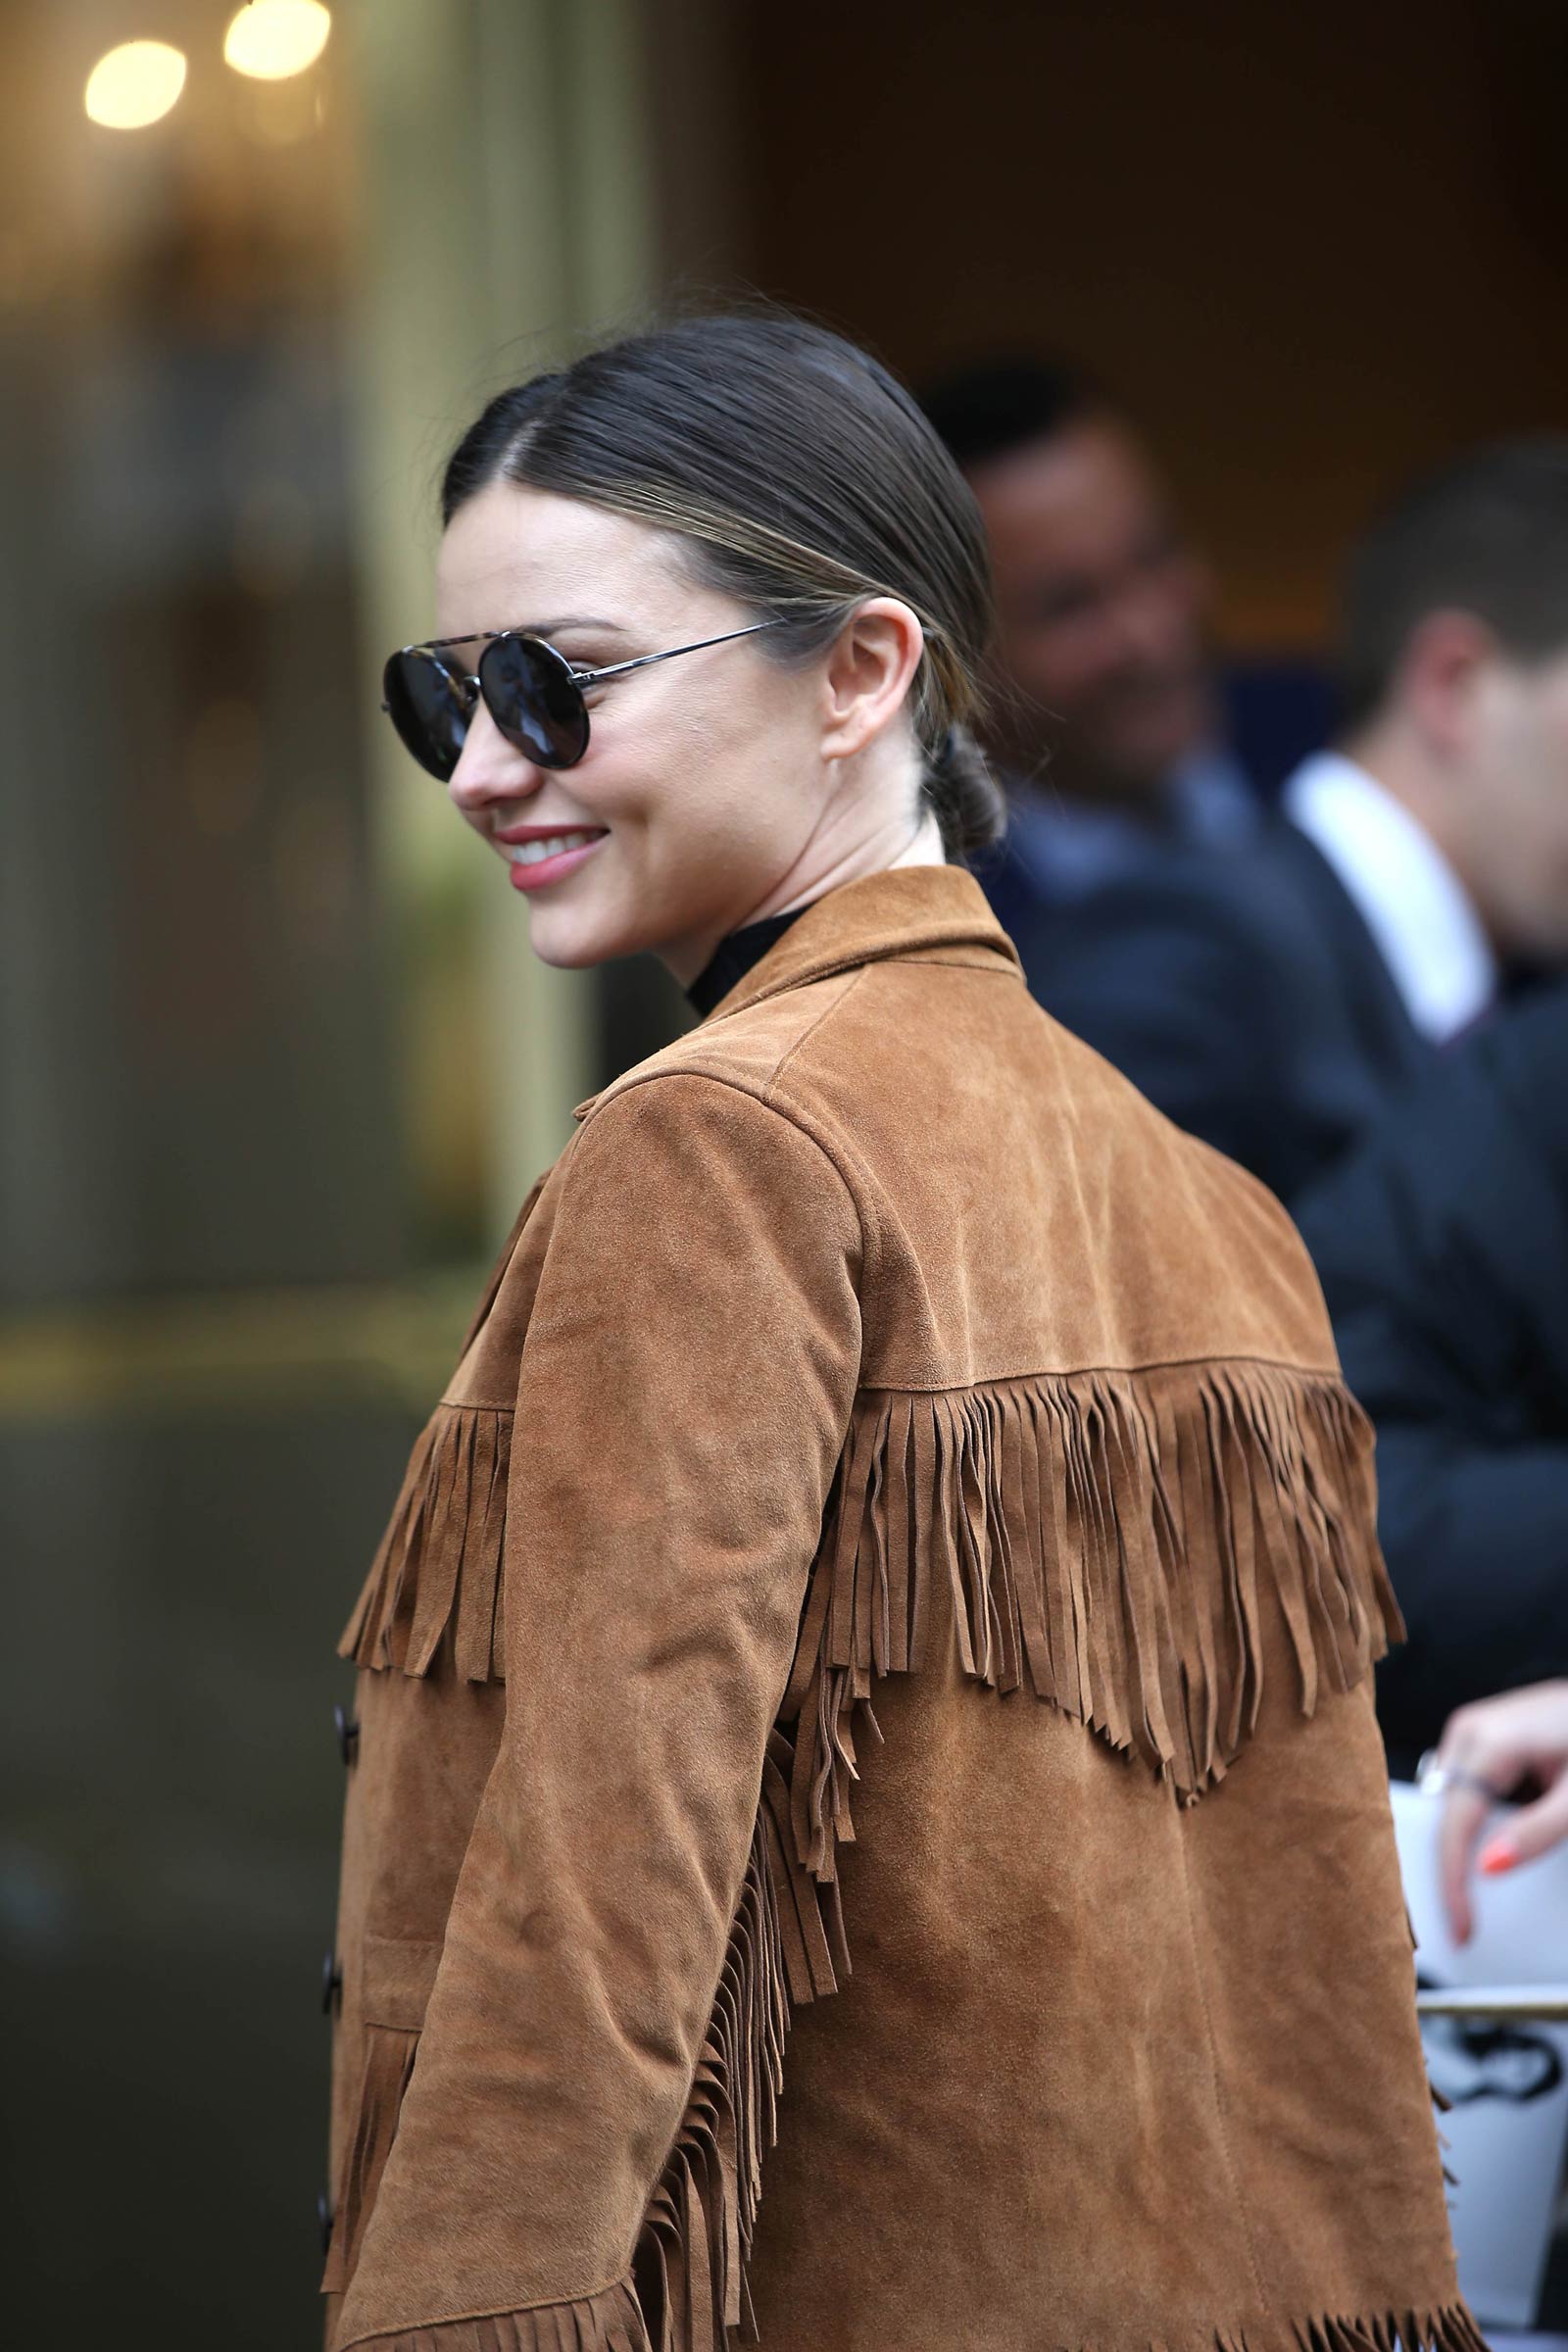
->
[519,891,651,972]
[521,914,615,970]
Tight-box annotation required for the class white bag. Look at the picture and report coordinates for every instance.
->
[1392,1779,1568,2328]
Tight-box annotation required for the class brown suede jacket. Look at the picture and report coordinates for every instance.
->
[321,863,1478,2352]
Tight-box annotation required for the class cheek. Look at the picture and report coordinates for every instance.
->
[1481,711,1568,890]
[649,742,808,878]
[551,704,713,831]
[582,687,811,874]
[1509,704,1568,828]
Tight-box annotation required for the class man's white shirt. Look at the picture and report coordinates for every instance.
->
[1283,752,1497,1043]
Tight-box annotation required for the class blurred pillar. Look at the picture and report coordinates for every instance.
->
[0,6,408,1303]
[341,0,656,1252]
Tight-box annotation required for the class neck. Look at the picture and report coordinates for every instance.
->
[764,806,949,918]
[659,808,947,987]
[1336,721,1460,875]
[1333,721,1512,957]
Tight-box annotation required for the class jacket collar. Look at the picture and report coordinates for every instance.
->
[696,863,1020,1023]
[573,865,1021,1120]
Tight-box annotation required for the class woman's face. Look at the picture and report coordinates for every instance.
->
[432,480,875,979]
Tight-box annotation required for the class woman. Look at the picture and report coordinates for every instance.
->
[321,315,1477,2352]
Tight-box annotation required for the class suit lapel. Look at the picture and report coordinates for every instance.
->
[1278,823,1434,1083]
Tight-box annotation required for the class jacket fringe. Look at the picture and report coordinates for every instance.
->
[1285,2305,1491,2352]
[633,1729,843,2352]
[322,2025,420,2297]
[334,2286,1490,2352]
[780,1360,1402,1880]
[335,2278,652,2350]
[338,1405,512,1681]
[337,1362,1397,1778]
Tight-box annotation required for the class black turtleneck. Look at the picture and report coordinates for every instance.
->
[685,907,808,1019]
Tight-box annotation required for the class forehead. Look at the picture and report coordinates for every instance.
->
[967,416,1171,576]
[433,480,689,634]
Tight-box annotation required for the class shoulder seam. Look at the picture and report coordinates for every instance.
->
[576,1062,867,1262]
[761,964,867,1102]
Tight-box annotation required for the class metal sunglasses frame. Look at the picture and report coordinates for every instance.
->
[379,616,790,762]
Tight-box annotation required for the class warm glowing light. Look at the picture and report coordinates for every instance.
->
[223,0,331,81]
[84,40,187,129]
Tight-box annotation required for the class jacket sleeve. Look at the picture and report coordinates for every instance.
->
[1296,999,1568,1768]
[333,1072,863,2350]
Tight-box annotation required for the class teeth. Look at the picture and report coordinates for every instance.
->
[503,830,603,867]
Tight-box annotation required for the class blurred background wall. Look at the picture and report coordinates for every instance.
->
[1,1,1565,2341]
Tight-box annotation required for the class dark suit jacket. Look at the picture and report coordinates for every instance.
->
[1012,816,1439,1201]
[1295,983,1568,1774]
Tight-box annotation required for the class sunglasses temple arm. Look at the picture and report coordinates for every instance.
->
[576,617,787,687]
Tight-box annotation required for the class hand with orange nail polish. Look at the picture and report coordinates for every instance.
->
[1426,1680,1568,1945]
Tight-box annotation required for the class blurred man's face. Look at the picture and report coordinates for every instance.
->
[966,414,1219,802]
[1462,648,1568,962]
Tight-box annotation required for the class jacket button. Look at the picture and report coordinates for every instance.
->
[333,1703,360,1765]
[318,2190,334,2253]
[320,1949,342,2016]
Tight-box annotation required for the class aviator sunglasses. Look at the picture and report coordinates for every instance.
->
[381,617,789,781]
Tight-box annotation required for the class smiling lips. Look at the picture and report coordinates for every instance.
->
[494,824,610,893]
[502,827,607,869]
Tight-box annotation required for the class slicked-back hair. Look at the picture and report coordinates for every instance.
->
[441,313,1007,860]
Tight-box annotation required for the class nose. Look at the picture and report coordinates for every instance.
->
[445,697,547,819]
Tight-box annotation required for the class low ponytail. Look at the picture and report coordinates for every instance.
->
[922,722,1006,860]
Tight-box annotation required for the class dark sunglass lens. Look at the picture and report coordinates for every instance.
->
[383,651,471,781]
[480,636,591,768]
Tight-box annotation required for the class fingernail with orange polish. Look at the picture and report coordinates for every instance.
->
[1479,1838,1518,1875]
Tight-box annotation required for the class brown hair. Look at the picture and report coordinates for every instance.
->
[440,312,1006,860]
[1340,436,1568,729]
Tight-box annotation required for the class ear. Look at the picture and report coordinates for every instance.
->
[819,598,926,764]
[1397,610,1498,758]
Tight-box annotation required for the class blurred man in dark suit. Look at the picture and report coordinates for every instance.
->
[919,358,1260,937]
[1019,439,1568,1201]
[1294,982,1568,1782]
